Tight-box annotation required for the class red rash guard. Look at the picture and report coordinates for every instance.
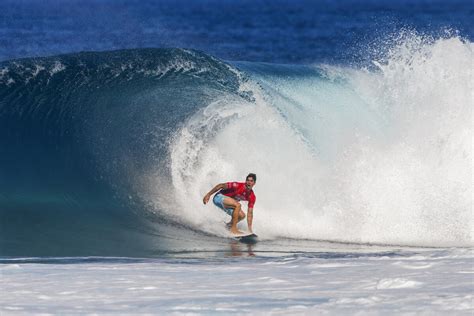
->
[220,182,256,208]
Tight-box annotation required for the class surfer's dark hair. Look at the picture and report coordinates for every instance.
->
[247,173,257,182]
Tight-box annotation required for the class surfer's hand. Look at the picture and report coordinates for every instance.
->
[203,194,210,204]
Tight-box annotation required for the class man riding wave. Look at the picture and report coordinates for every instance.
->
[202,173,256,235]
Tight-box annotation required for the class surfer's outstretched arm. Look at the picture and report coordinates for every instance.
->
[203,183,227,204]
[247,207,253,232]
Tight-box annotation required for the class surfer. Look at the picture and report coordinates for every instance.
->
[203,173,257,235]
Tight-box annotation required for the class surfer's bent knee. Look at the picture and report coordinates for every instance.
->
[224,197,240,208]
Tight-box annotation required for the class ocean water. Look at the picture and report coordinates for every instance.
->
[0,0,473,314]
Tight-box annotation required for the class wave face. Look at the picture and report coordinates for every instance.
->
[0,48,249,256]
[1,36,472,256]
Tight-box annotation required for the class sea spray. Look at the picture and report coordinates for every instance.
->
[168,35,472,246]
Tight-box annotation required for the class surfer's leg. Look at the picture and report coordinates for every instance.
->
[223,198,244,234]
[225,212,245,229]
[225,210,245,227]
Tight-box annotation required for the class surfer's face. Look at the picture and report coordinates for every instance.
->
[245,177,255,190]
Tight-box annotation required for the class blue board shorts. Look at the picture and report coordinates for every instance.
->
[213,193,234,216]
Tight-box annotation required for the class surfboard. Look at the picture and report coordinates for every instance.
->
[232,233,258,243]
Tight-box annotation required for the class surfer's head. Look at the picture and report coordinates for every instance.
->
[245,173,256,190]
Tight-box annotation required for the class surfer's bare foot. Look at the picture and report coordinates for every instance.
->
[231,228,244,235]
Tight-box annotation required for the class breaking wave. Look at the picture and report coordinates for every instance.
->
[1,35,472,256]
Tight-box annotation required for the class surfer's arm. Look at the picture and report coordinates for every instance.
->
[247,207,253,232]
[202,183,228,204]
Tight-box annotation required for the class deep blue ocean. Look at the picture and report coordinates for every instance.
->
[0,0,472,258]
[1,0,472,63]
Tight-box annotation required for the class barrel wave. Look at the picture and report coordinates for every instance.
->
[1,35,472,257]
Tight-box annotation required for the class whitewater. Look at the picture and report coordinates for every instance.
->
[157,35,473,246]
[1,34,473,314]
[1,248,472,314]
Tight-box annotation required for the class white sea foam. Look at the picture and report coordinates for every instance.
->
[376,278,422,289]
[1,248,472,314]
[50,61,66,75]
